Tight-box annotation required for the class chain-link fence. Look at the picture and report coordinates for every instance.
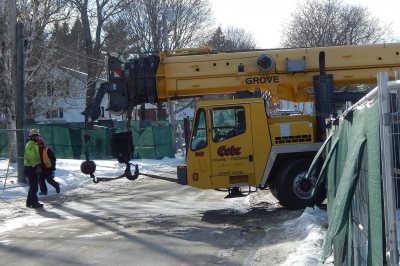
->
[323,90,383,265]
[312,73,400,265]
[316,73,400,265]
[378,72,400,265]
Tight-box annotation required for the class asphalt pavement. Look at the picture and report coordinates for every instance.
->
[0,174,302,266]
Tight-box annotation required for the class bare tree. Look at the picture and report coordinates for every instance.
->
[167,0,213,50]
[206,26,257,51]
[224,27,257,51]
[112,0,213,56]
[68,0,129,106]
[281,0,391,48]
[0,0,17,160]
[16,0,72,121]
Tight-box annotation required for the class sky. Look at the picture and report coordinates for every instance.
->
[211,0,400,49]
[0,156,330,265]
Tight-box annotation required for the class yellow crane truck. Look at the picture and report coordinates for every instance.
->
[82,43,400,209]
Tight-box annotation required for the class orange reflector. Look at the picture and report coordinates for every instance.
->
[193,173,199,181]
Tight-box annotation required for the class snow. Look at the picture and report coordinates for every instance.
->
[0,156,328,265]
[280,208,328,266]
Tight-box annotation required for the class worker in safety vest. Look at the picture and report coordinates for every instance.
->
[24,129,44,208]
[36,137,60,195]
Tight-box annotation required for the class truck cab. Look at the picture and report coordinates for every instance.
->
[178,96,325,209]
[184,97,269,189]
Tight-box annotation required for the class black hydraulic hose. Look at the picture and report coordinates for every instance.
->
[139,173,177,183]
[90,171,177,184]
[319,51,326,75]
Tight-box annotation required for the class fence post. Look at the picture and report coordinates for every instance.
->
[378,71,399,265]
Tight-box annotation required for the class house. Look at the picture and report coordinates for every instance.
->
[31,66,198,124]
[33,66,122,123]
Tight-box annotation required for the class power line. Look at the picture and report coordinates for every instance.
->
[54,44,104,63]
[53,50,104,66]
[30,33,105,63]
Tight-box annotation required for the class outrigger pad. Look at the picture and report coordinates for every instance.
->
[225,187,247,198]
[111,131,134,164]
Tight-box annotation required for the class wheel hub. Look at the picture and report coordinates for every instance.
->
[293,172,315,199]
[300,178,312,191]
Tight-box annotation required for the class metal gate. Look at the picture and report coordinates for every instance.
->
[378,71,400,265]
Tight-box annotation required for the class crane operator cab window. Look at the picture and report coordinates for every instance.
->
[190,108,207,150]
[212,107,246,142]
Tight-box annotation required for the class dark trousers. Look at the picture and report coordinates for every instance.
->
[39,170,59,194]
[25,166,39,205]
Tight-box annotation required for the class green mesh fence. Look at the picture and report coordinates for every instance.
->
[311,101,383,265]
[0,121,174,160]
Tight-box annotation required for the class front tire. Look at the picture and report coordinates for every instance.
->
[274,158,326,210]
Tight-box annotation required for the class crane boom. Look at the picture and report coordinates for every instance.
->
[154,44,400,102]
[85,43,400,121]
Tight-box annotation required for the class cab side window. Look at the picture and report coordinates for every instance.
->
[190,109,207,150]
[212,107,246,142]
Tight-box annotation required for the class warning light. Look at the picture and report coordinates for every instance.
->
[114,69,122,78]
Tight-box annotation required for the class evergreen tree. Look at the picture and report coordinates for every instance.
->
[68,19,86,70]
[103,18,131,57]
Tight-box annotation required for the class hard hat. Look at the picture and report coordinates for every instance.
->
[28,129,40,137]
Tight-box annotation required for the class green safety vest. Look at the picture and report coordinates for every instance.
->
[24,140,41,167]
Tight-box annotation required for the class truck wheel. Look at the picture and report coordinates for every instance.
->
[275,158,326,210]
[268,182,278,198]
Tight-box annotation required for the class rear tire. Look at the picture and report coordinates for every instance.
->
[268,182,278,198]
[274,158,326,210]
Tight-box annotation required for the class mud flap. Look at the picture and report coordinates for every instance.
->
[177,164,187,185]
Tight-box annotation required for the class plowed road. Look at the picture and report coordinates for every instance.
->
[0,174,306,266]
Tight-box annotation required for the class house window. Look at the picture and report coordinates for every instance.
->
[46,109,60,118]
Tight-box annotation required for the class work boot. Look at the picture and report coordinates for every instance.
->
[30,202,44,208]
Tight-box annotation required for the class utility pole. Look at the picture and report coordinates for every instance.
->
[16,23,26,183]
[162,0,177,154]
[3,0,25,182]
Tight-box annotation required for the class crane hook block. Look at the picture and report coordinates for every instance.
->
[257,54,275,72]
[111,131,134,164]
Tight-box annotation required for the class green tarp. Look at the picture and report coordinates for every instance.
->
[312,102,383,265]
[0,121,175,160]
